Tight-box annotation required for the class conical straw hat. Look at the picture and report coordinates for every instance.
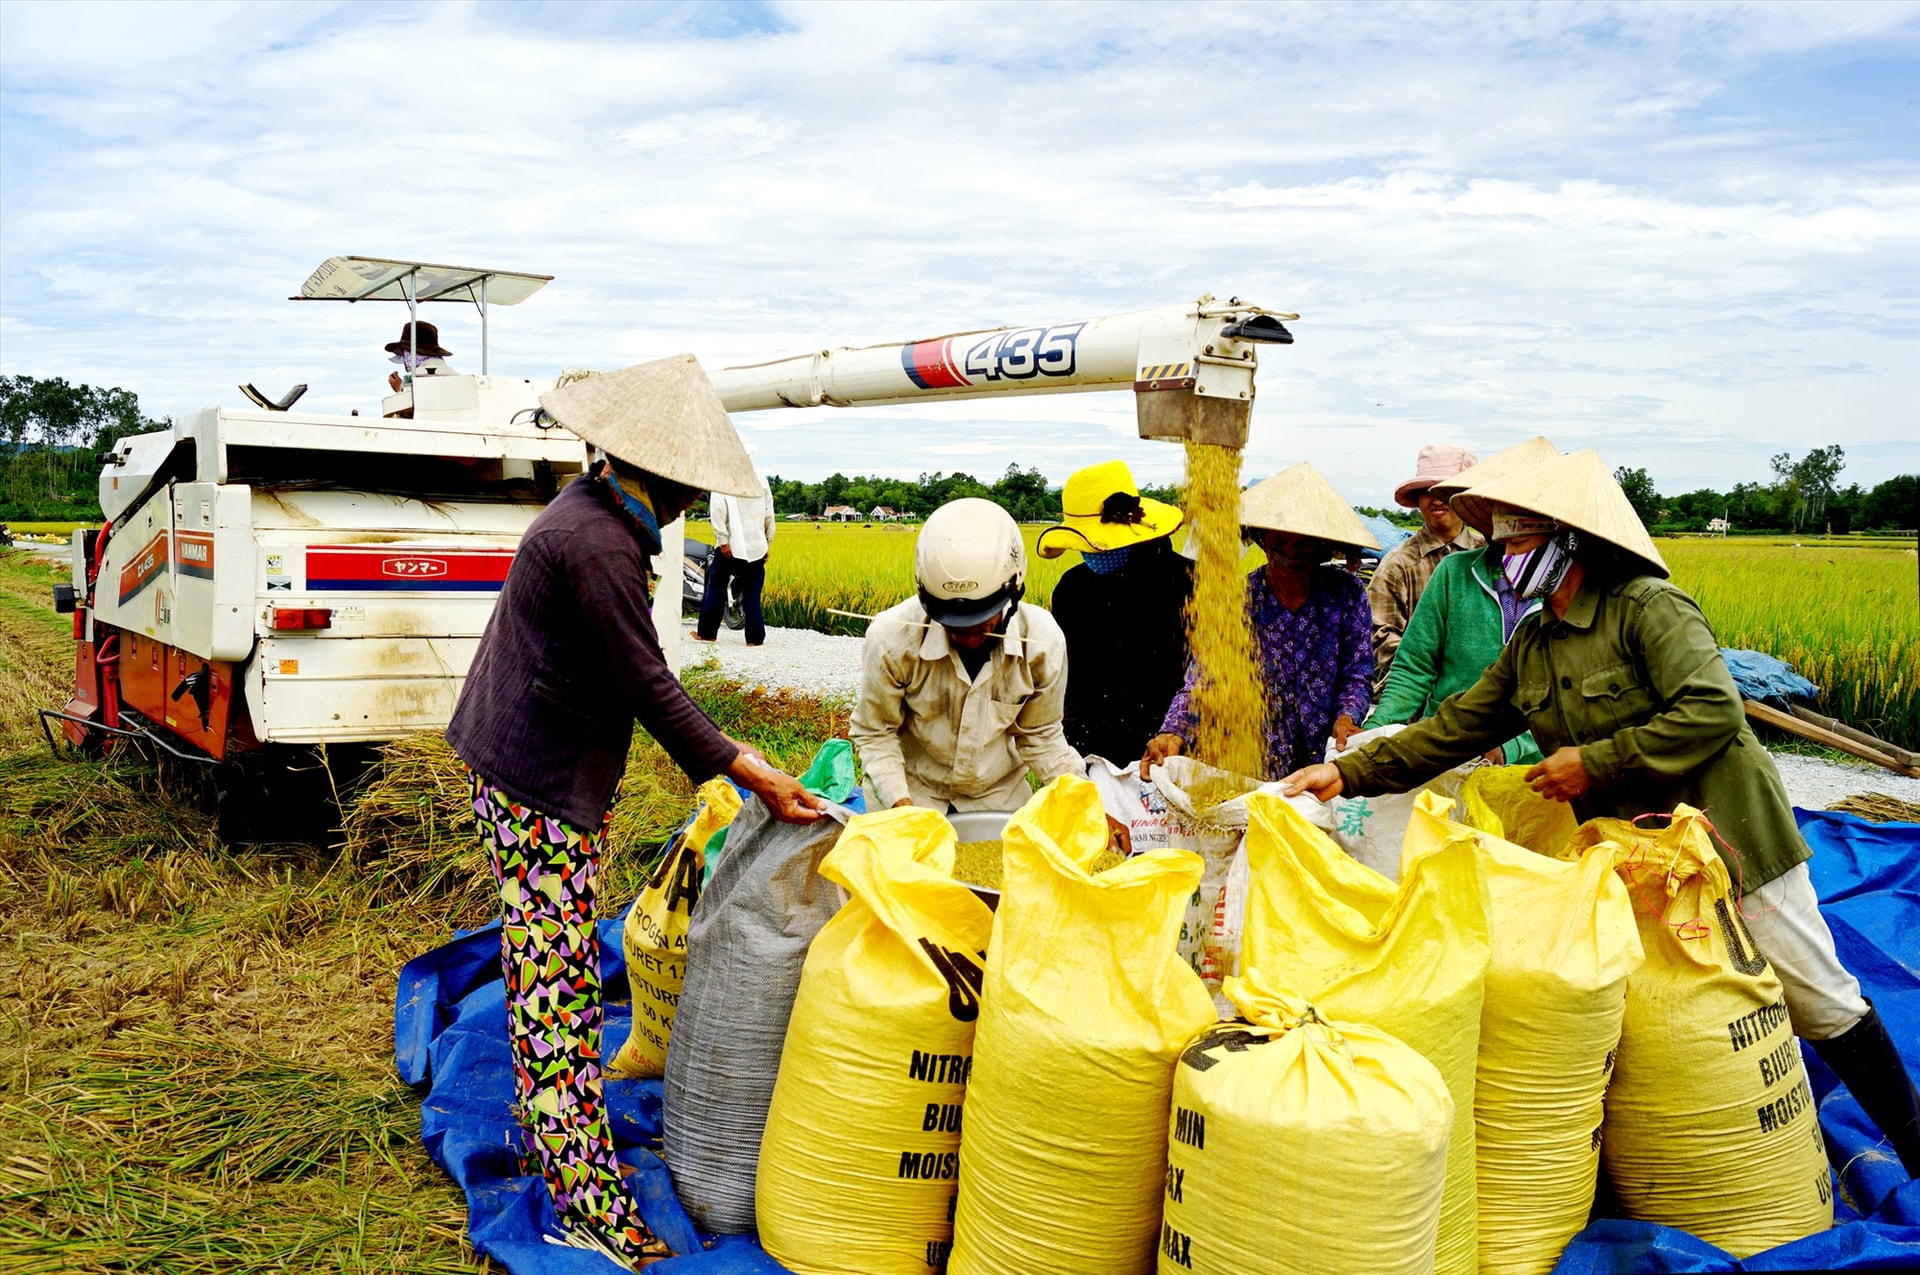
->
[1240,462,1379,550]
[1440,436,1561,535]
[1452,449,1668,578]
[540,354,760,497]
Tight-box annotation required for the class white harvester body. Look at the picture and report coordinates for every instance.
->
[54,269,1292,764]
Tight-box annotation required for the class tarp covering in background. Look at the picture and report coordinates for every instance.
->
[396,810,1918,1275]
[1721,649,1820,710]
[1359,513,1414,555]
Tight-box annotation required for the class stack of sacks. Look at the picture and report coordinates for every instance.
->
[950,777,1214,1275]
[756,807,994,1275]
[1403,792,1643,1275]
[1239,792,1491,1275]
[1575,807,1833,1256]
[611,777,742,1078]
[1161,970,1454,1274]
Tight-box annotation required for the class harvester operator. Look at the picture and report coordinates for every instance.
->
[447,355,823,1266]
[850,498,1087,816]
[384,319,455,393]
[1039,460,1192,764]
[1281,449,1919,1177]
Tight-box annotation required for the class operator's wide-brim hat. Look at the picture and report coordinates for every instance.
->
[1451,448,1668,578]
[1434,435,1561,536]
[1393,441,1479,507]
[1240,462,1379,550]
[384,320,452,358]
[539,354,760,498]
[1036,459,1183,559]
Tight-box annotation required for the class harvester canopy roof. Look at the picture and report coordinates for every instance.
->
[294,256,553,306]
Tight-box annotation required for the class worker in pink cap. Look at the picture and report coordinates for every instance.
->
[1368,442,1482,692]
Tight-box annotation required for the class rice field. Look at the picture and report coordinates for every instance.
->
[1659,540,1917,750]
[706,523,1919,750]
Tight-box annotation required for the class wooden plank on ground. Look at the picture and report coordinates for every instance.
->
[1787,704,1920,769]
[1744,700,1920,779]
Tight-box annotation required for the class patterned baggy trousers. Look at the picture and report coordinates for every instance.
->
[469,774,660,1265]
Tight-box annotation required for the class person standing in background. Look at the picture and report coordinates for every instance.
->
[1369,442,1482,693]
[1039,460,1192,763]
[692,457,776,647]
[1367,437,1560,765]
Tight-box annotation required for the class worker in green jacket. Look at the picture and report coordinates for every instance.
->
[1285,448,1918,1177]
[1365,437,1560,765]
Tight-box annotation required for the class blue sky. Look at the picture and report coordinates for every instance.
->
[2,0,1915,504]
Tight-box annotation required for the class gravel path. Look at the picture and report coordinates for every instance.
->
[677,624,865,704]
[1770,752,1920,811]
[681,624,1915,813]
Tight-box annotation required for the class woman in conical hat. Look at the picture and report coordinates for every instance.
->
[1365,436,1561,767]
[1286,450,1918,1178]
[447,355,825,1265]
[1143,462,1378,781]
[1039,460,1192,763]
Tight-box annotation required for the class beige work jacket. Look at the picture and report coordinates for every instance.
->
[850,599,1082,812]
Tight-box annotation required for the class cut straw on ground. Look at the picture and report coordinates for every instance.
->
[0,549,845,1273]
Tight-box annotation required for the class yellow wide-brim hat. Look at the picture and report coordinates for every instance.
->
[1240,462,1379,550]
[1434,436,1561,536]
[1036,459,1183,559]
[539,354,761,498]
[1451,449,1668,578]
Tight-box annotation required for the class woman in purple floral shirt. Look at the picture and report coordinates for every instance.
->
[1145,463,1378,780]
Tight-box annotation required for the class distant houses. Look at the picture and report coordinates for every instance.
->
[822,505,861,522]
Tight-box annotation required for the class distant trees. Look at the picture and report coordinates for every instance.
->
[1613,466,1662,526]
[1616,445,1915,535]
[758,464,1065,522]
[1,375,167,520]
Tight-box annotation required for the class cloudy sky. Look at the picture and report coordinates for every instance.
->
[3,0,1915,504]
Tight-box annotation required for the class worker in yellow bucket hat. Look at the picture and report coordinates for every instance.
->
[1038,460,1192,763]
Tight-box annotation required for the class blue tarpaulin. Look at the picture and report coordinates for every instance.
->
[1721,649,1820,711]
[396,810,1918,1274]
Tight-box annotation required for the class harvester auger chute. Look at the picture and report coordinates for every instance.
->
[707,295,1295,449]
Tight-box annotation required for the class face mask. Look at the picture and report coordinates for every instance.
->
[1504,530,1579,600]
[1084,546,1132,575]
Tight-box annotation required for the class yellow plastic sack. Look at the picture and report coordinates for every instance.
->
[1405,796,1643,1275]
[1240,791,1490,1275]
[1161,970,1454,1275]
[610,778,741,1078]
[756,807,994,1275]
[950,777,1215,1275]
[1459,764,1578,859]
[1572,807,1832,1256]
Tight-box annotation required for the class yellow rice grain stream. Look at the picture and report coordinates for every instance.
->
[1181,441,1271,783]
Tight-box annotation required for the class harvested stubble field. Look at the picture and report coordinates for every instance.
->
[0,551,844,1273]
[701,523,1920,752]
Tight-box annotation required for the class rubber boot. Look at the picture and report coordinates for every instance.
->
[1810,1002,1920,1177]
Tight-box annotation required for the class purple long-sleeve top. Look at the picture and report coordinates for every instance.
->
[1160,564,1374,779]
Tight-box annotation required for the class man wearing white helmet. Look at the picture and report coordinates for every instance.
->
[850,497,1084,814]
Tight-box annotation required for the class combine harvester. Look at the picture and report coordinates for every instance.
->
[44,260,1294,821]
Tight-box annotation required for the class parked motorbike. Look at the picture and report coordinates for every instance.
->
[681,539,746,630]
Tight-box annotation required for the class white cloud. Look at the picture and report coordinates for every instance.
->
[2,0,1916,507]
